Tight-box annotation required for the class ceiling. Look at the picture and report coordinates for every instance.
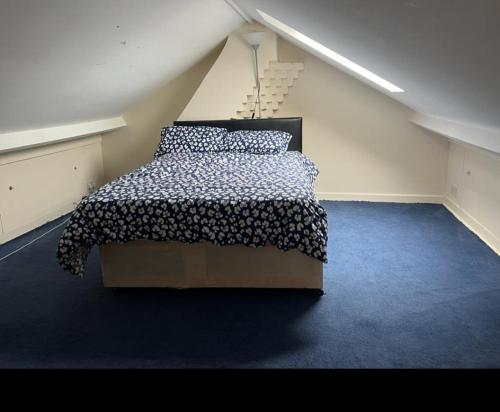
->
[0,0,242,133]
[2,0,499,148]
[234,0,500,131]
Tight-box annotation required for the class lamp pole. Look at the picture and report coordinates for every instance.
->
[243,31,265,119]
[252,45,261,119]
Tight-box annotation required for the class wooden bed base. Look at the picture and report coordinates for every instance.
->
[99,241,323,291]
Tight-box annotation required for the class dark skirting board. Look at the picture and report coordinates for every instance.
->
[174,117,303,153]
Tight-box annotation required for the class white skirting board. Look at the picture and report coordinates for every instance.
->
[316,192,444,204]
[443,197,500,256]
[316,191,499,256]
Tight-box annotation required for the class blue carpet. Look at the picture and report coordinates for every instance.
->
[1,201,499,368]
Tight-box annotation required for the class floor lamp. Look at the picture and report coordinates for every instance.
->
[243,31,266,119]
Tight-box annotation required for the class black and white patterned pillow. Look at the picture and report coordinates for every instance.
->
[154,126,227,158]
[224,130,292,154]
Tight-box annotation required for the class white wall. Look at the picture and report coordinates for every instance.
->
[102,43,224,181]
[179,32,450,203]
[445,141,500,254]
[179,23,277,121]
[0,136,104,244]
[277,38,450,202]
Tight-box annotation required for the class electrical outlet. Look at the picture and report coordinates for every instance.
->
[451,185,458,199]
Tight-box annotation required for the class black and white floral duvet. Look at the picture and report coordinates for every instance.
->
[57,151,328,277]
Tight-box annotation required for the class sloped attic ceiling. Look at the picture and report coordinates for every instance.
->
[234,0,500,131]
[0,0,242,133]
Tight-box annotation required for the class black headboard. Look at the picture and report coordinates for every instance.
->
[173,117,303,152]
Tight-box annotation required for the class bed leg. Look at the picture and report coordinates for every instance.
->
[313,289,325,296]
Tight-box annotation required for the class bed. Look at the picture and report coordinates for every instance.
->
[57,117,328,293]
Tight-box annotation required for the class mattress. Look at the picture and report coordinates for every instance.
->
[57,151,328,276]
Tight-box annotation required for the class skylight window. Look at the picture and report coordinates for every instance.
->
[257,9,404,93]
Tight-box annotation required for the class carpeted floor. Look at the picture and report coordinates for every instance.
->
[0,201,499,368]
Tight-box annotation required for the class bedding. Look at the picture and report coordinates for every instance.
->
[57,151,328,277]
[154,125,227,158]
[224,130,292,154]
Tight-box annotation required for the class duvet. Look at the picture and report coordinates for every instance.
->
[57,151,328,276]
